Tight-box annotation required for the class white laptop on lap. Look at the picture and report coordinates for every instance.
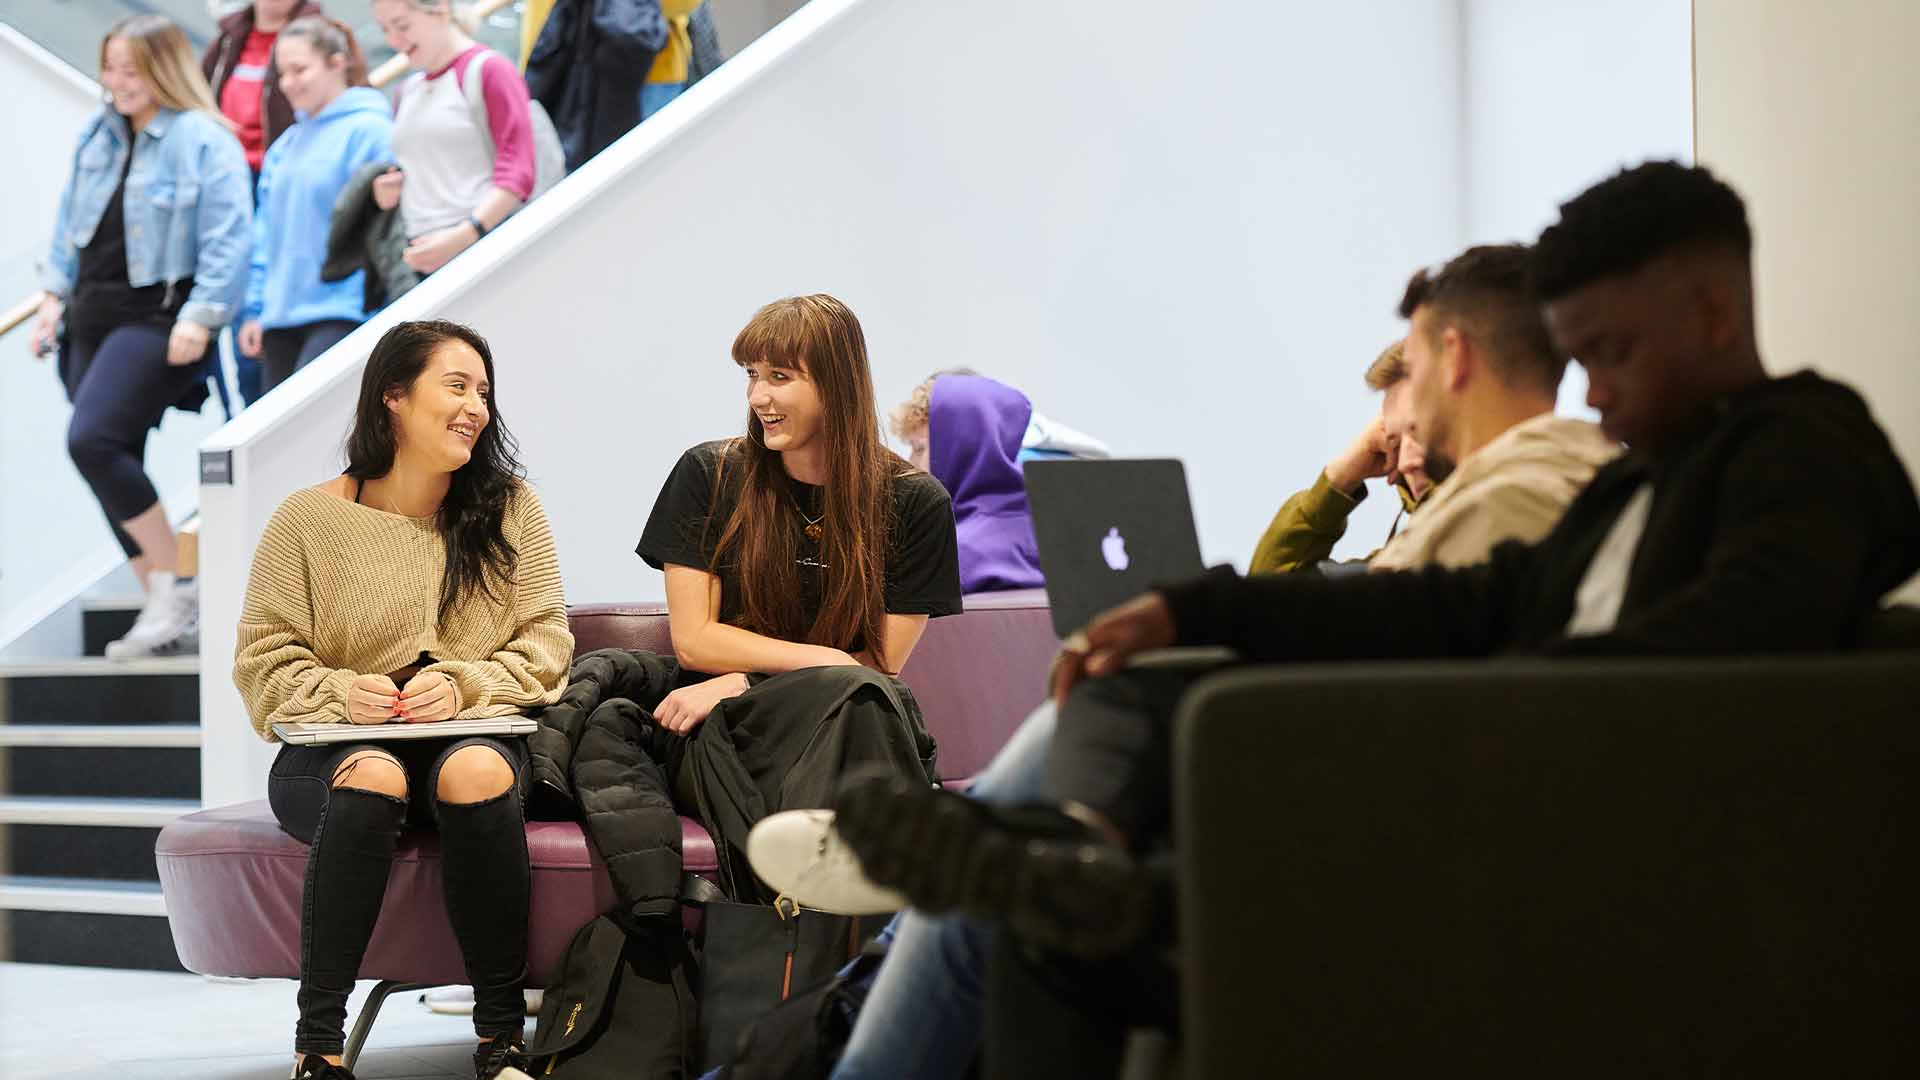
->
[271,716,538,745]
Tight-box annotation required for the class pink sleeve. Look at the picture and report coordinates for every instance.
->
[475,51,536,200]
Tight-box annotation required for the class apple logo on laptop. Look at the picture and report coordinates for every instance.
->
[1101,527,1130,571]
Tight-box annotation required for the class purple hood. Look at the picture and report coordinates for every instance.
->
[928,375,1045,592]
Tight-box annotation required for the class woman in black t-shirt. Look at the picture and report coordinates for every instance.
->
[609,294,959,904]
[637,293,962,731]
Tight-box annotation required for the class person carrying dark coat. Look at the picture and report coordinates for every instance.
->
[525,0,670,172]
[323,160,421,311]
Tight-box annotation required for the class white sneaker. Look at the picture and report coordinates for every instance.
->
[421,984,475,1015]
[104,571,198,659]
[746,809,907,915]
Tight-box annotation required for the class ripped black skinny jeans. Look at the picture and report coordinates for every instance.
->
[268,735,531,1057]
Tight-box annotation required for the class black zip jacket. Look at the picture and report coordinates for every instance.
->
[1161,372,1920,660]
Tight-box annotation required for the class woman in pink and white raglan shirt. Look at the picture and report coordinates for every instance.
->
[370,0,535,276]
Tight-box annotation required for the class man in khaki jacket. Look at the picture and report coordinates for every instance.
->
[1369,242,1620,571]
[1255,243,1617,577]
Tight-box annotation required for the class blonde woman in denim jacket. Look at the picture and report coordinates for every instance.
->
[29,15,251,660]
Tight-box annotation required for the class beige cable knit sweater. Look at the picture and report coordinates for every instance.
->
[234,481,574,741]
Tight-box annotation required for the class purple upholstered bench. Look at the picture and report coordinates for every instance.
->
[157,591,1055,1063]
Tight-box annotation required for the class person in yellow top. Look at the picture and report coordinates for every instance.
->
[642,0,701,116]
[234,319,572,1080]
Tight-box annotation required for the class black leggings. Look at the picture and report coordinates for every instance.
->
[261,319,358,394]
[268,736,532,1056]
[61,323,210,558]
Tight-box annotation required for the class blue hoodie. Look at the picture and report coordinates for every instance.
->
[245,86,393,329]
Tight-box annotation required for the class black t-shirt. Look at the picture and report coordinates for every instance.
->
[70,146,192,342]
[637,439,963,648]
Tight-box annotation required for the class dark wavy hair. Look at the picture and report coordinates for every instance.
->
[344,320,523,622]
[1532,160,1752,303]
[1398,243,1564,395]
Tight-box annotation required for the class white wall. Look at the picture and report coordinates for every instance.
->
[0,24,223,648]
[1693,0,1920,603]
[199,0,1467,802]
[1460,0,1695,417]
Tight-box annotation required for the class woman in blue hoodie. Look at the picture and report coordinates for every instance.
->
[237,16,392,393]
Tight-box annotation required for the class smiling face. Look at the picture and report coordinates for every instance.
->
[744,357,825,459]
[386,339,491,473]
[372,0,459,71]
[100,37,155,122]
[275,34,346,117]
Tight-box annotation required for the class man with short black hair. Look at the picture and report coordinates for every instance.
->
[825,161,1920,1078]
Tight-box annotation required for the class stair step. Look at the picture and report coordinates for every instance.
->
[0,875,167,917]
[0,796,198,827]
[0,658,198,728]
[81,595,146,612]
[0,656,197,678]
[80,597,144,658]
[0,907,186,970]
[3,823,165,881]
[0,724,200,747]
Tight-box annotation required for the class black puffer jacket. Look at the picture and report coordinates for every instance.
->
[529,650,940,915]
[528,649,685,920]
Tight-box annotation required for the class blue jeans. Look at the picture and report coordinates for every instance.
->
[830,702,1058,1080]
[641,81,685,120]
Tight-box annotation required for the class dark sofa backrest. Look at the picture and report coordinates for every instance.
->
[566,590,1058,781]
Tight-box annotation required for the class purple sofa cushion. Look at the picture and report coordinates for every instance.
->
[158,593,1055,982]
[569,591,1057,781]
[156,800,717,983]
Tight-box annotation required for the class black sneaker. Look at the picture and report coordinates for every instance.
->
[292,1055,356,1079]
[831,772,1154,956]
[473,1031,532,1079]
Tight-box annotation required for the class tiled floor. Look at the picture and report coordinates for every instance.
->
[0,963,525,1079]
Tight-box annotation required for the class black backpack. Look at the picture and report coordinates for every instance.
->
[709,940,889,1080]
[526,915,698,1078]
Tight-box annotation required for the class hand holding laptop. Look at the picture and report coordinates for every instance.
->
[348,671,457,724]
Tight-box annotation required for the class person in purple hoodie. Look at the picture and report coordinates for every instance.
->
[920,374,1046,592]
[891,370,1109,593]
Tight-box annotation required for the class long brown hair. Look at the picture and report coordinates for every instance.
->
[711,295,902,658]
[101,15,223,120]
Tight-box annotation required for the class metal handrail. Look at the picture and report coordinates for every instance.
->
[2,0,515,340]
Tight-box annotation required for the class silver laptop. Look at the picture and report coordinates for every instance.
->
[1023,458,1207,637]
[272,716,538,745]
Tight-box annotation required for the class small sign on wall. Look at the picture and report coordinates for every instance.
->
[200,450,233,486]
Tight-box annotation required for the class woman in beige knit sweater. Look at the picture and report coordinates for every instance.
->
[233,319,572,1080]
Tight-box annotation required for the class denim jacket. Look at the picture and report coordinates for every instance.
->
[39,107,252,329]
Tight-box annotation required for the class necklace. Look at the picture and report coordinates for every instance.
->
[799,507,825,543]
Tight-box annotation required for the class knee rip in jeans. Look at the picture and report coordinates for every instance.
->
[435,744,515,806]
[331,752,407,801]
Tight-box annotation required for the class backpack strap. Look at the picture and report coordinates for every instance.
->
[457,49,498,166]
